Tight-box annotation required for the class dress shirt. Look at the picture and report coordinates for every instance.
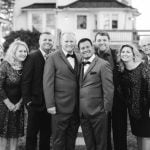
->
[40,49,48,60]
[62,49,75,69]
[83,54,95,74]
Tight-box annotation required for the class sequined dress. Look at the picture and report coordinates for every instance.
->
[0,61,24,138]
[121,63,150,137]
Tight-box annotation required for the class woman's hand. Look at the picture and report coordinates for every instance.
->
[3,98,15,111]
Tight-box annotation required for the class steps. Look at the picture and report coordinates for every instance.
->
[75,126,85,146]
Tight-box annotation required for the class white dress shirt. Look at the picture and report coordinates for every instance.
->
[83,54,95,74]
[62,49,75,69]
[40,49,48,60]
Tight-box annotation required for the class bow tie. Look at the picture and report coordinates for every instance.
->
[66,53,75,58]
[82,61,91,66]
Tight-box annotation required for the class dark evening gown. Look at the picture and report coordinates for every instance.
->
[0,61,24,138]
[120,62,150,137]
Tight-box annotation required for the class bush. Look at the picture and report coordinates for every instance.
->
[3,29,40,52]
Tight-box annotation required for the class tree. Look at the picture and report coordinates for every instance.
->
[0,0,15,22]
[0,0,15,33]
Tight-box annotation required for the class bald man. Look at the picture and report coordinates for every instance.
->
[43,33,81,150]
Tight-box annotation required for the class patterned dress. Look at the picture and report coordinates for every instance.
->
[120,62,150,137]
[0,61,24,138]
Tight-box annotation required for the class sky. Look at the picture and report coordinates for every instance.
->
[132,0,150,30]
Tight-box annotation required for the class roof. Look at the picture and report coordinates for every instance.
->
[22,3,56,9]
[58,0,133,9]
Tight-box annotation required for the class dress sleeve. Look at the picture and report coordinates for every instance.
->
[142,63,150,107]
[0,61,8,101]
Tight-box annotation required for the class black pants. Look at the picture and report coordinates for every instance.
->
[112,104,127,150]
[52,112,80,150]
[80,113,107,150]
[26,109,51,150]
[107,112,112,150]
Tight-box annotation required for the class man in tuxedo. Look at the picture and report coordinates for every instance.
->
[43,32,81,150]
[78,38,114,150]
[95,31,127,150]
[22,32,53,150]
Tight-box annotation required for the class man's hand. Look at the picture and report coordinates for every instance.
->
[47,107,56,114]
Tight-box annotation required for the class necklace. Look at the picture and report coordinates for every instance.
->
[16,70,22,76]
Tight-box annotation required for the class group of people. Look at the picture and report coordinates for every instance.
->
[0,31,149,150]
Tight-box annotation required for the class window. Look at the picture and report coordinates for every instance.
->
[112,20,118,29]
[31,13,55,33]
[32,14,42,32]
[103,14,110,29]
[46,14,55,30]
[112,14,118,29]
[45,14,55,34]
[77,15,87,29]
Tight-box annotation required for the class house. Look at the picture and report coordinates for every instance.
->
[13,0,140,46]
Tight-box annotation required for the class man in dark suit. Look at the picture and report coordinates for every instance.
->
[95,31,127,150]
[22,32,53,150]
[78,38,114,150]
[43,32,81,150]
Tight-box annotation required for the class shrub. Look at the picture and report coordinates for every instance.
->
[3,29,40,52]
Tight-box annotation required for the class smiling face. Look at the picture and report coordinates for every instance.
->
[61,33,76,54]
[95,35,110,52]
[15,45,28,62]
[120,46,134,63]
[39,33,54,54]
[79,40,94,60]
[142,44,150,55]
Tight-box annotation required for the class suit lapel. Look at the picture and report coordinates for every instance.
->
[83,56,98,81]
[59,50,75,74]
[80,64,84,83]
[37,50,45,64]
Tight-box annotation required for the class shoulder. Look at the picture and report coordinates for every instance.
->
[0,61,10,68]
[29,50,40,58]
[140,62,150,78]
[25,50,41,62]
[49,50,60,58]
[0,61,11,73]
[97,56,110,65]
[97,56,112,70]
[110,48,118,57]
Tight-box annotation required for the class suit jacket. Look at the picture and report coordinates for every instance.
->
[22,50,46,111]
[79,56,114,116]
[43,49,81,114]
[95,48,125,108]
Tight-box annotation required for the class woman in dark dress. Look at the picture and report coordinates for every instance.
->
[0,40,29,150]
[117,44,150,150]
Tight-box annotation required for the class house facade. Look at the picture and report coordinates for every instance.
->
[13,0,140,46]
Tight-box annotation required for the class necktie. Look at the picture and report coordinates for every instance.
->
[82,61,91,66]
[66,53,75,58]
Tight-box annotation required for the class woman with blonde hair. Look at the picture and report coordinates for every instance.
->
[117,44,150,150]
[0,39,29,150]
